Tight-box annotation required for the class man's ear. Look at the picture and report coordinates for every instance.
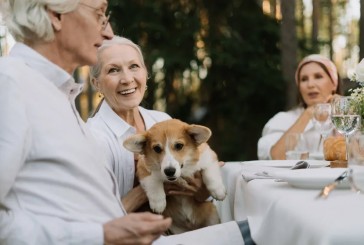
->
[91,77,100,91]
[47,9,62,31]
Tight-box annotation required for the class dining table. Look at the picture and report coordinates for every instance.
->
[215,160,364,245]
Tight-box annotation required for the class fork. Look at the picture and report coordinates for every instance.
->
[316,170,348,199]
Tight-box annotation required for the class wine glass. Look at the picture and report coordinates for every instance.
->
[331,96,362,192]
[331,96,361,160]
[314,103,331,120]
[313,103,333,153]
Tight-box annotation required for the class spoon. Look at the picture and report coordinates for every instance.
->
[290,160,310,170]
[274,161,310,182]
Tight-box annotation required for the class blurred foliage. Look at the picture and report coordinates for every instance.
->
[108,0,285,161]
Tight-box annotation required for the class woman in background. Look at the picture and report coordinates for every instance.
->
[258,54,342,160]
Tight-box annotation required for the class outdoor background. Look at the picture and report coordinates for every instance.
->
[1,0,363,161]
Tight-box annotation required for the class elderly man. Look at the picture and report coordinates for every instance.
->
[0,1,254,244]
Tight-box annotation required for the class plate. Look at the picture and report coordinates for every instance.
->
[233,160,329,168]
[270,168,350,189]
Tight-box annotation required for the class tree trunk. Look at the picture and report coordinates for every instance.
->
[360,0,364,60]
[280,0,297,109]
[297,0,306,49]
[312,0,319,53]
[328,0,333,59]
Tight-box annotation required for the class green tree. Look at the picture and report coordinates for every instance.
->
[200,0,284,160]
[108,0,284,160]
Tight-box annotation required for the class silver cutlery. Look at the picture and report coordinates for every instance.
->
[257,161,310,182]
[290,160,310,170]
[316,170,348,199]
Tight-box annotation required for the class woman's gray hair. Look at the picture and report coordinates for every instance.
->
[90,36,147,80]
[0,0,79,43]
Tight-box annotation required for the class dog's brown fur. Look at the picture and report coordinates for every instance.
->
[123,119,226,234]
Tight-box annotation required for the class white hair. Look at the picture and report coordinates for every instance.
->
[0,0,79,42]
[90,35,147,80]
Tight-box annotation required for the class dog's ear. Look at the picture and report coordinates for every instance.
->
[123,134,147,154]
[186,125,212,145]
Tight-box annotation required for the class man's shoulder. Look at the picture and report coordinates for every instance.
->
[0,56,27,67]
[0,56,34,81]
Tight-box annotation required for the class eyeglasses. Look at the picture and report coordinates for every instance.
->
[79,2,111,30]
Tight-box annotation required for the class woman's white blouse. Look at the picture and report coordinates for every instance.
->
[86,101,171,198]
[257,107,319,160]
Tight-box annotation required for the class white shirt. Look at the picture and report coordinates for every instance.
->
[86,101,171,197]
[0,43,245,245]
[0,43,125,244]
[257,107,319,160]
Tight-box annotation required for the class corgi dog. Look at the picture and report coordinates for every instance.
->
[123,119,227,234]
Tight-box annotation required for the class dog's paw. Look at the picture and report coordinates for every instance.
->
[210,186,227,201]
[149,198,167,214]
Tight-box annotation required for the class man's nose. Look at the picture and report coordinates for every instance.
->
[102,23,114,40]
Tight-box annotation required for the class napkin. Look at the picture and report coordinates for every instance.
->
[242,172,273,182]
[241,168,276,182]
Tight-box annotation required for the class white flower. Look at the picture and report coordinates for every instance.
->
[355,58,364,84]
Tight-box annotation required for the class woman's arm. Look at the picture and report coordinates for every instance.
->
[121,185,148,213]
[270,107,314,160]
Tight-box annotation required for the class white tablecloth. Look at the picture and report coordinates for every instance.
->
[216,161,364,245]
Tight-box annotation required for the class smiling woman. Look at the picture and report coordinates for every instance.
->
[86,35,172,204]
[86,35,215,214]
[258,54,343,160]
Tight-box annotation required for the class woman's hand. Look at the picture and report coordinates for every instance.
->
[164,161,225,202]
[164,171,208,201]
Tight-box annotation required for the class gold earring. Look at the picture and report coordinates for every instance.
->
[98,91,104,98]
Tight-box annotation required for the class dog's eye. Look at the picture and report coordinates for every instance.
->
[174,143,184,151]
[153,145,162,153]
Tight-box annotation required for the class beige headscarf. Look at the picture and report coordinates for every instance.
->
[295,54,338,90]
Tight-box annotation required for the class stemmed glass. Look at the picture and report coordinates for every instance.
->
[313,103,333,152]
[331,96,362,192]
[331,96,361,160]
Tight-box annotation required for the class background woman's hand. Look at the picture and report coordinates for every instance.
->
[326,93,341,103]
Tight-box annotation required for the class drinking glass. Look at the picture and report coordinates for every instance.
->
[331,96,361,160]
[313,103,334,152]
[285,133,309,160]
[348,132,364,193]
[331,96,362,192]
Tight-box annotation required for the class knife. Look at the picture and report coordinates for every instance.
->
[316,170,348,199]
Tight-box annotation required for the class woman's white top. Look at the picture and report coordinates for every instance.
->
[257,107,320,160]
[86,101,171,198]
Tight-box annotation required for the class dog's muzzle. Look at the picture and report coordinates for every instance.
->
[164,167,177,181]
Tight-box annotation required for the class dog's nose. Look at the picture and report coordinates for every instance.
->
[164,167,176,177]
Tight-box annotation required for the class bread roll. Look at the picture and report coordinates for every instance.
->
[323,136,346,161]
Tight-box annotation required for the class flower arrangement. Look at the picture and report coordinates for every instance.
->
[350,59,364,130]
